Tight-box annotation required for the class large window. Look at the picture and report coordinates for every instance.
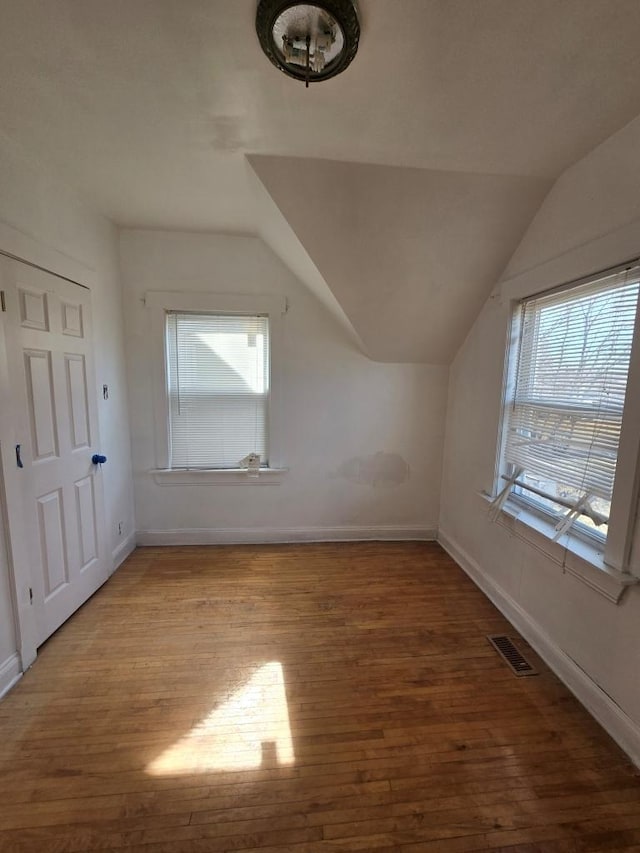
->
[497,263,640,556]
[166,312,270,469]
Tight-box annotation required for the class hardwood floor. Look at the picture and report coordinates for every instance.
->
[1,541,639,852]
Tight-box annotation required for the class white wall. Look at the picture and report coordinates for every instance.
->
[440,114,640,763]
[0,137,135,686]
[120,229,448,543]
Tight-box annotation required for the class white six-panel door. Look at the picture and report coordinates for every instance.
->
[1,257,109,646]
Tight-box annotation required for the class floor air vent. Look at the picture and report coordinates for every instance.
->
[488,634,538,677]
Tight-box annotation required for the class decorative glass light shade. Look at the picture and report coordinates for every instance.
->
[256,0,360,85]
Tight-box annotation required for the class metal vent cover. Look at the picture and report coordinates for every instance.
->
[488,634,538,677]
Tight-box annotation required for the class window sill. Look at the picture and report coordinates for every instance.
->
[150,468,288,486]
[478,491,638,604]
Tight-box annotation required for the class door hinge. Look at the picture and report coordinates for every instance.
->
[29,587,33,604]
[0,291,6,312]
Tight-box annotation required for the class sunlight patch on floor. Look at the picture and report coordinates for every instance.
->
[146,662,294,775]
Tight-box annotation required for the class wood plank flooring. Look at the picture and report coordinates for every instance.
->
[1,541,639,852]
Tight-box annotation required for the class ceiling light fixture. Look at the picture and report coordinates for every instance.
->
[256,0,360,87]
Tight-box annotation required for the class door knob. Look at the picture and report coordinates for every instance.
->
[92,454,107,465]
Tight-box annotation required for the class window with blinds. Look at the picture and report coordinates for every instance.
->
[502,266,640,539]
[166,313,269,469]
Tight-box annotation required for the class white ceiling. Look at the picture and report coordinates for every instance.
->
[2,0,640,360]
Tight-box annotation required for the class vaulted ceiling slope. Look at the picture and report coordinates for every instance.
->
[2,2,640,361]
[250,156,551,363]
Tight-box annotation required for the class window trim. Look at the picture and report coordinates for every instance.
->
[146,291,286,476]
[494,259,640,577]
[506,477,607,548]
[478,490,636,603]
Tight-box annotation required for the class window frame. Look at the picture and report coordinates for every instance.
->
[146,291,286,478]
[494,259,640,576]
[166,311,271,470]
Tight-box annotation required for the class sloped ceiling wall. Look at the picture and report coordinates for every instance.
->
[250,156,551,363]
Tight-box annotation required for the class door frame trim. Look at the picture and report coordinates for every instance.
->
[0,450,22,683]
[0,221,97,290]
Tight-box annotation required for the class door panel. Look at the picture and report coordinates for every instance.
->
[61,302,83,337]
[19,288,49,331]
[2,257,108,645]
[37,489,68,597]
[65,354,90,449]
[75,475,98,569]
[24,349,59,460]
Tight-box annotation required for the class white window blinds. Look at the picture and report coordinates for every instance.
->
[504,268,640,509]
[166,313,269,469]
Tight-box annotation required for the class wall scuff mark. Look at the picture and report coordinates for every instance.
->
[333,452,410,487]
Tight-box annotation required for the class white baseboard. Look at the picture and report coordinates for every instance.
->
[112,532,137,571]
[137,525,437,547]
[0,653,22,700]
[438,528,640,769]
